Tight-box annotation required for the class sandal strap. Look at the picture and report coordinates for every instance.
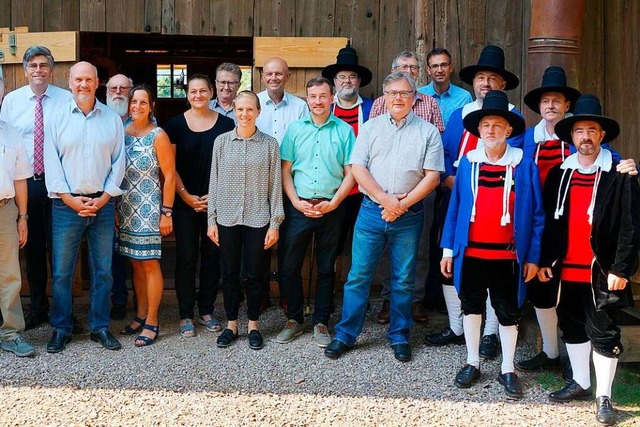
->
[143,324,159,333]
[135,335,155,346]
[133,315,147,325]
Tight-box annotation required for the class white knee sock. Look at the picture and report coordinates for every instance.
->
[593,350,618,398]
[499,324,518,374]
[464,314,482,368]
[443,284,463,336]
[535,307,559,359]
[566,342,592,390]
[484,294,499,336]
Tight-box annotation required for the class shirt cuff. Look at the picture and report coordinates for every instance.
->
[442,248,453,258]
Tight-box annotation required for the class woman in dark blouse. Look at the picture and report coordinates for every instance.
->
[164,74,235,337]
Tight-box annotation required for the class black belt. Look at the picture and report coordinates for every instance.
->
[31,173,45,181]
[71,192,103,198]
[300,197,330,206]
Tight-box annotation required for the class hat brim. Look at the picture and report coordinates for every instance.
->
[322,64,373,87]
[459,65,520,91]
[554,115,620,144]
[463,108,526,138]
[523,86,582,114]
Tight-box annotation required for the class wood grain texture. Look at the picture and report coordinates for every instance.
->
[44,0,80,31]
[254,37,348,68]
[295,0,334,37]
[378,0,415,88]
[144,0,162,33]
[254,0,295,36]
[105,0,145,32]
[11,0,44,31]
[210,0,254,36]
[174,0,210,35]
[0,0,10,28]
[0,31,77,64]
[79,0,105,31]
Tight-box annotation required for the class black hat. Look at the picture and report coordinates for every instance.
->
[463,90,525,138]
[554,94,620,143]
[523,66,581,114]
[459,45,519,90]
[322,42,373,87]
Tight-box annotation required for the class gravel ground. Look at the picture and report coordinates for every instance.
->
[1,300,639,426]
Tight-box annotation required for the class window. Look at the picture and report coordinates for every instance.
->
[157,64,187,99]
[239,66,252,92]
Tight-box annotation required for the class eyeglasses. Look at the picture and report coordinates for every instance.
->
[27,63,50,71]
[428,62,451,70]
[335,75,359,82]
[384,90,414,99]
[107,86,131,94]
[395,65,420,72]
[216,80,240,87]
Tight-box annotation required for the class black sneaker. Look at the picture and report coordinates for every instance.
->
[424,326,465,346]
[479,334,499,360]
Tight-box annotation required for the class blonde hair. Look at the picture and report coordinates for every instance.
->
[232,90,261,110]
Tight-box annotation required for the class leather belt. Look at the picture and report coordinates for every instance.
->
[300,197,330,206]
[71,192,103,198]
[0,198,11,208]
[31,173,45,181]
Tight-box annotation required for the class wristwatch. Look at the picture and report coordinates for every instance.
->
[161,206,173,218]
[18,214,29,220]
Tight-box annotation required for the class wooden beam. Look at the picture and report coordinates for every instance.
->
[254,36,348,68]
[0,31,77,64]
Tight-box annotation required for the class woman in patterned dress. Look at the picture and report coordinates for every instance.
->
[118,85,176,346]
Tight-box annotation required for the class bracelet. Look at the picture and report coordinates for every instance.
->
[178,187,186,193]
[162,205,174,210]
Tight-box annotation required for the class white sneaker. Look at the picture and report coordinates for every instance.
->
[313,323,332,348]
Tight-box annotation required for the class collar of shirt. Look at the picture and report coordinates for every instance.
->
[561,148,612,173]
[70,98,105,117]
[27,85,51,101]
[264,91,292,106]
[211,98,233,112]
[533,118,561,143]
[387,111,415,128]
[424,82,452,99]
[467,143,523,166]
[302,112,339,129]
[232,128,260,141]
[333,94,363,109]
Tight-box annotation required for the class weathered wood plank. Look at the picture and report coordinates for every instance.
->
[0,0,12,28]
[144,0,162,33]
[295,0,334,37]
[334,0,380,98]
[161,0,175,34]
[210,0,254,36]
[0,31,77,64]
[254,0,295,36]
[44,0,80,31]
[51,61,73,88]
[79,0,105,31]
[105,0,146,32]
[579,0,604,96]
[11,0,44,31]
[254,37,348,68]
[174,0,210,35]
[433,0,466,87]
[414,0,433,85]
[378,1,415,88]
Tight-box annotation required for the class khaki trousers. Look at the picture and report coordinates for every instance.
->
[0,200,26,340]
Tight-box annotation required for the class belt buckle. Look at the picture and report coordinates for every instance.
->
[33,173,44,181]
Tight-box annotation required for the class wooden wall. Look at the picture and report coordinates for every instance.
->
[1,0,638,158]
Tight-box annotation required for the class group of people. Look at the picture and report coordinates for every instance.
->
[0,41,638,426]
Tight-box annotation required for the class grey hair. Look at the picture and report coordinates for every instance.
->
[216,62,242,81]
[382,72,417,92]
[23,45,54,70]
[391,51,421,69]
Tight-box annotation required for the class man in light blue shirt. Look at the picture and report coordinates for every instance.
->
[418,48,472,127]
[209,62,242,123]
[44,61,125,354]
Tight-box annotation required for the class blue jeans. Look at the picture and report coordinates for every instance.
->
[334,196,423,346]
[50,199,115,335]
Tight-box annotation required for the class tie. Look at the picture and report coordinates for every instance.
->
[33,94,45,175]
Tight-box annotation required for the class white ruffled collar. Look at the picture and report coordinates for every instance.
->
[561,149,612,174]
[466,143,524,166]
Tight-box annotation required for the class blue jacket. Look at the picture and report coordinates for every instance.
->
[442,105,525,180]
[330,97,374,123]
[523,125,621,163]
[441,152,545,307]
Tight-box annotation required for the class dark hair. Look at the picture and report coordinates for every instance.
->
[306,76,335,94]
[187,73,213,89]
[426,48,452,64]
[232,90,261,110]
[22,45,55,70]
[216,62,242,81]
[128,84,156,121]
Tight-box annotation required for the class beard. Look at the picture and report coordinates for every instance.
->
[107,96,129,118]
[337,86,358,99]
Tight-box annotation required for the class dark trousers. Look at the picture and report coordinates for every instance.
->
[24,177,51,315]
[218,223,268,321]
[174,208,220,319]
[425,186,448,304]
[111,246,129,306]
[459,257,521,326]
[337,192,363,254]
[527,269,561,309]
[558,280,623,358]
[280,198,345,325]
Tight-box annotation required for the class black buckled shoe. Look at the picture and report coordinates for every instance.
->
[479,334,499,360]
[391,343,412,362]
[497,372,524,399]
[595,396,615,426]
[424,326,465,346]
[324,339,349,360]
[216,329,239,348]
[549,380,593,402]
[47,331,72,353]
[248,330,264,350]
[90,329,122,350]
[454,364,481,388]
[516,351,561,371]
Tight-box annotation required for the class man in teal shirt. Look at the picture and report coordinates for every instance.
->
[276,77,356,349]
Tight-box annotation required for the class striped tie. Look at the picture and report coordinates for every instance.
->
[33,94,45,175]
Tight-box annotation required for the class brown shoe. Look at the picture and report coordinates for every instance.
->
[412,302,429,323]
[376,299,390,324]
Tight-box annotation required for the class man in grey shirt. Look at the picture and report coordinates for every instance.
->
[326,72,444,362]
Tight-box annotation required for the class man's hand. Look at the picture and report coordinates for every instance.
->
[378,193,408,217]
[17,218,28,248]
[314,200,337,215]
[522,263,539,282]
[616,158,638,176]
[207,224,219,246]
[443,176,455,190]
[293,199,322,218]
[264,228,279,249]
[195,195,208,213]
[537,267,553,282]
[441,257,453,279]
[607,273,628,291]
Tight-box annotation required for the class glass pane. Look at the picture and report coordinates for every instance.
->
[157,64,171,99]
[173,64,187,99]
[240,66,252,92]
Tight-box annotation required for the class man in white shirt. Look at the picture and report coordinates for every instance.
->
[0,46,72,330]
[0,120,36,357]
[44,61,125,353]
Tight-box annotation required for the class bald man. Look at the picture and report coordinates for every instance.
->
[44,61,125,353]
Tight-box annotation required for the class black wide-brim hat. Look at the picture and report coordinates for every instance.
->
[554,94,620,143]
[459,45,520,90]
[524,66,581,114]
[322,43,372,87]
[463,90,525,138]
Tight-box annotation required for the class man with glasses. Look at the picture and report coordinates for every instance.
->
[256,57,308,145]
[0,46,72,330]
[325,72,444,362]
[105,74,132,121]
[418,48,472,127]
[210,62,242,123]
